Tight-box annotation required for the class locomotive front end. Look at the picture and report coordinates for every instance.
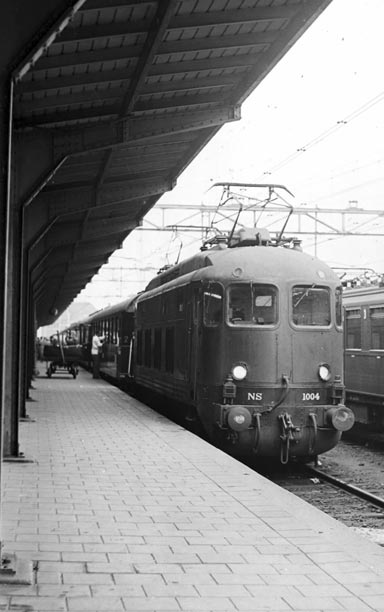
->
[197,242,354,463]
[215,352,354,464]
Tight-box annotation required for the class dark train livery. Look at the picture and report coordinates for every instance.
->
[68,224,354,463]
[343,284,384,428]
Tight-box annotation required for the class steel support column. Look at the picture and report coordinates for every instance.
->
[0,79,16,458]
[0,0,83,574]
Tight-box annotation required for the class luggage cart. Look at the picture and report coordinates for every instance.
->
[43,340,81,379]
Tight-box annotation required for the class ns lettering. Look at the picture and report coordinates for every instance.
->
[247,392,263,401]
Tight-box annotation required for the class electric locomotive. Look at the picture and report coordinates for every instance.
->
[68,184,355,462]
[131,225,354,463]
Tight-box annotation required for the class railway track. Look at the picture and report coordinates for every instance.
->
[307,465,384,510]
[263,455,384,546]
[307,467,384,508]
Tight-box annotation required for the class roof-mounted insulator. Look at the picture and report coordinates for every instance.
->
[229,228,271,248]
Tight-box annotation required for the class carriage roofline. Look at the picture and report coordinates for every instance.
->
[343,284,384,306]
[89,295,138,321]
[68,295,138,328]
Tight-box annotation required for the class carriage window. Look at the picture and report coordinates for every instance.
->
[335,287,343,327]
[292,286,331,326]
[345,309,361,348]
[203,283,223,327]
[370,307,384,349]
[228,284,278,325]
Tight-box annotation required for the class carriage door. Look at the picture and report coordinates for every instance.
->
[120,312,133,377]
[187,283,201,401]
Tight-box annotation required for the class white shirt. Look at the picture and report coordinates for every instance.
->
[91,335,103,355]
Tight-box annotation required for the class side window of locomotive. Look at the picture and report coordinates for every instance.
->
[335,286,343,328]
[144,329,152,367]
[165,327,174,372]
[370,306,384,349]
[203,283,223,327]
[153,328,162,368]
[345,308,361,349]
[292,286,331,326]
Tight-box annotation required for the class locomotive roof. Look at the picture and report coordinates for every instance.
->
[77,245,342,323]
[143,243,340,296]
[145,251,215,290]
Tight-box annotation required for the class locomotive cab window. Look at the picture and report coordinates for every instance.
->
[203,283,223,327]
[228,283,278,325]
[292,285,331,327]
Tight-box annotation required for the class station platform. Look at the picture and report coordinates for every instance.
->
[2,369,384,611]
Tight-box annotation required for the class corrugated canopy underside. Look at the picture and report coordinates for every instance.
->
[14,0,332,325]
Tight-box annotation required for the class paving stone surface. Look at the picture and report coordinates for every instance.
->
[1,369,384,611]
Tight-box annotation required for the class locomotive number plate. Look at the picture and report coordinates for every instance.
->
[301,391,320,401]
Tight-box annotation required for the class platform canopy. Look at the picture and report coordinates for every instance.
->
[12,0,332,326]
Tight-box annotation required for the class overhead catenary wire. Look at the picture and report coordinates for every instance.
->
[257,89,384,178]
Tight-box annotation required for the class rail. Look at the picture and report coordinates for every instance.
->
[307,466,384,510]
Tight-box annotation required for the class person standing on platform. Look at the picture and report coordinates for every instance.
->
[91,331,104,379]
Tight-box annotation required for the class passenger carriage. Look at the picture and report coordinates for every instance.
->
[343,284,384,428]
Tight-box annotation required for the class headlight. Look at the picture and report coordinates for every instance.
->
[231,363,248,381]
[318,363,331,381]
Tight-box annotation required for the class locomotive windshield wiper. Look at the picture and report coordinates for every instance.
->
[293,283,316,309]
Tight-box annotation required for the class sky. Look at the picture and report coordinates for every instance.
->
[74,0,384,311]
